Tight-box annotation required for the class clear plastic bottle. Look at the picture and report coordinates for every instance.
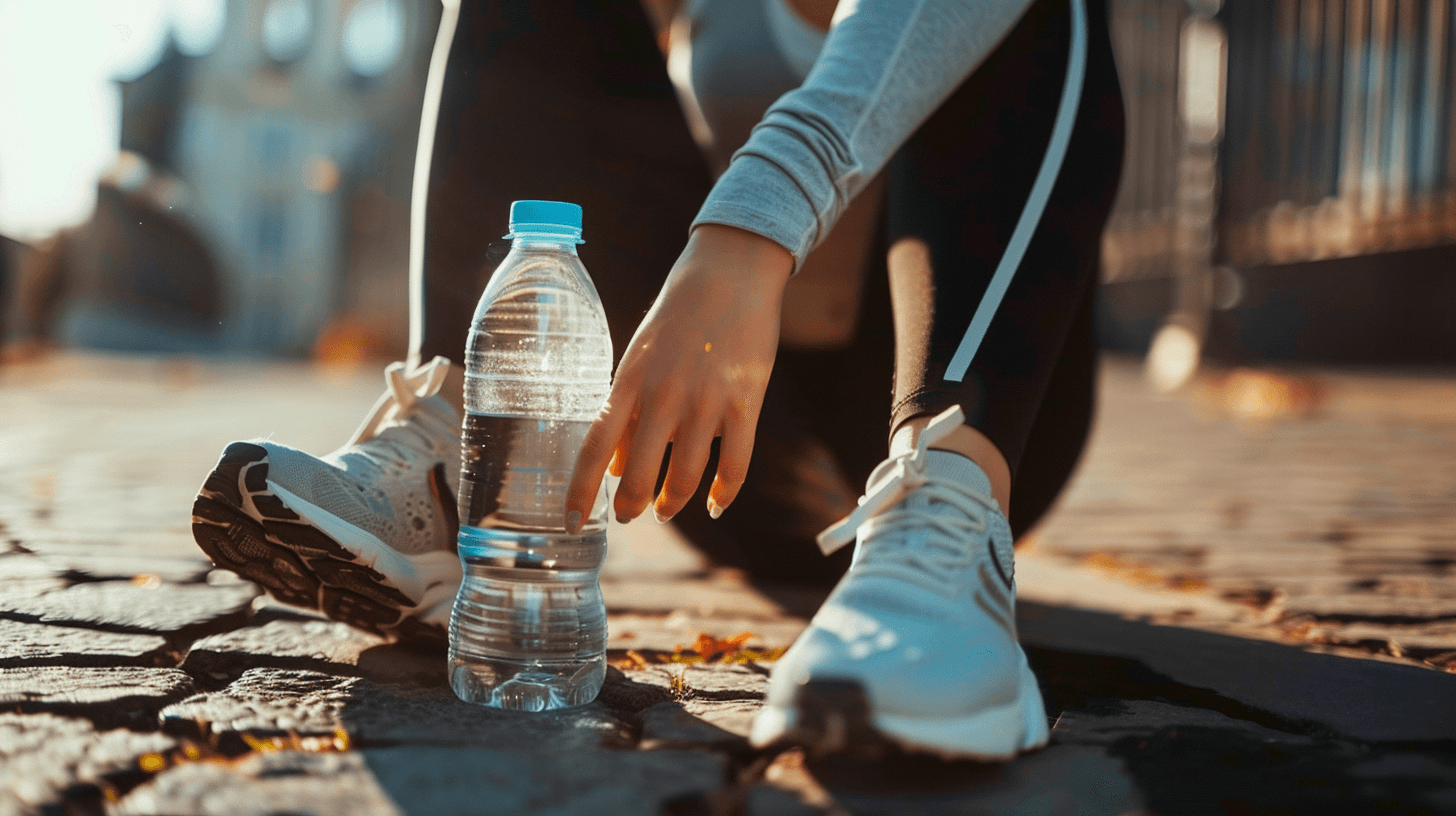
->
[448,200,612,711]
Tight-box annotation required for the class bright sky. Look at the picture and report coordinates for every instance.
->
[0,0,225,242]
[0,0,408,244]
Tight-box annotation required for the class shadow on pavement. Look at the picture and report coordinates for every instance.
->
[1017,601,1456,743]
[325,601,1456,815]
[760,601,1455,814]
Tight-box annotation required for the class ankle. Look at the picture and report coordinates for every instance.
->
[890,417,1011,514]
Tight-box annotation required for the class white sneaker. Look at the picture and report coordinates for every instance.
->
[750,406,1049,759]
[191,357,464,640]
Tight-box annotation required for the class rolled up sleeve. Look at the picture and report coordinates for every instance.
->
[691,0,1038,269]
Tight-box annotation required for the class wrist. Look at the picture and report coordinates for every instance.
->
[686,224,795,289]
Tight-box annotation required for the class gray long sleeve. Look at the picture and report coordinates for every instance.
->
[691,0,1038,268]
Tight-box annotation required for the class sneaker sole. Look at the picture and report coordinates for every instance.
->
[751,654,1050,761]
[191,442,453,642]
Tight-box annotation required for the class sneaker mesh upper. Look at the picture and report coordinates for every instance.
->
[255,392,461,556]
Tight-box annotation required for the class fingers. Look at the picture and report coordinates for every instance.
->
[566,385,637,534]
[708,399,756,519]
[612,383,681,523]
[651,410,718,522]
[608,405,638,479]
[567,370,763,531]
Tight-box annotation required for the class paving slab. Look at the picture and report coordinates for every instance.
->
[1306,620,1456,656]
[24,546,213,585]
[620,664,769,750]
[747,749,847,816]
[7,352,1456,813]
[115,745,728,816]
[792,745,1145,816]
[1018,600,1456,742]
[0,549,73,604]
[1103,720,1456,815]
[594,665,677,714]
[608,611,806,652]
[111,750,403,816]
[0,618,171,668]
[0,667,195,729]
[1034,360,1456,671]
[1044,702,1456,813]
[182,619,444,687]
[0,713,176,816]
[0,550,62,578]
[622,662,770,700]
[0,580,257,637]
[640,699,758,749]
[742,784,831,816]
[1278,592,1456,621]
[1050,699,1314,748]
[159,668,633,751]
[0,353,386,557]
[0,575,68,600]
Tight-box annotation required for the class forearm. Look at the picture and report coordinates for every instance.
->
[692,0,1038,267]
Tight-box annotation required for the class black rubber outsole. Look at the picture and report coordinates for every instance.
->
[191,442,438,641]
[776,679,902,759]
[778,680,1040,762]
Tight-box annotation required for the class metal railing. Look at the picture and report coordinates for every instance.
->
[1104,0,1456,279]
[1221,0,1456,264]
[1103,0,1191,282]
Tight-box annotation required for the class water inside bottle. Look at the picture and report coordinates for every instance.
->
[448,526,607,710]
[457,414,602,532]
[450,415,608,710]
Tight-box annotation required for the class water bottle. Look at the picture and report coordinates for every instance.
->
[448,200,612,711]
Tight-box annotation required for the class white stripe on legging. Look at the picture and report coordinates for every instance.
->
[943,0,1089,383]
[407,0,463,369]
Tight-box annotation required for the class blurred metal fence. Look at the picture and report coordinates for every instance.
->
[1103,0,1191,282]
[1104,0,1456,280]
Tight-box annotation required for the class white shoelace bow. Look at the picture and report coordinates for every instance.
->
[816,406,994,576]
[344,356,457,461]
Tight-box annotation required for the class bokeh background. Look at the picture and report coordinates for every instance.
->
[0,0,435,364]
[1,0,1454,380]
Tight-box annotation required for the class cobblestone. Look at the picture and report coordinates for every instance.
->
[115,745,728,816]
[160,668,633,752]
[1,351,1454,813]
[0,580,257,637]
[0,713,176,816]
[1035,360,1456,672]
[0,667,195,729]
[0,618,170,669]
[180,619,443,686]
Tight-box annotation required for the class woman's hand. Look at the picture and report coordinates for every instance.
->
[565,224,793,532]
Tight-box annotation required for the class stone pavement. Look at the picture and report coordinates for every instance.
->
[1,350,1455,815]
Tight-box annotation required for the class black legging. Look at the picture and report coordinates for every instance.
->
[415,0,1125,584]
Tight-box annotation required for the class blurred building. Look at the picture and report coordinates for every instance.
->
[10,157,223,355]
[8,0,437,358]
[165,0,438,356]
[9,0,437,358]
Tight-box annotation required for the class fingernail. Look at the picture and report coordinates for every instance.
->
[652,505,669,524]
[707,497,724,520]
[566,510,581,532]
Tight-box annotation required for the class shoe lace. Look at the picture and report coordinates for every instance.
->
[817,405,997,582]
[343,356,458,464]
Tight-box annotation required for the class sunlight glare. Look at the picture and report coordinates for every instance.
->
[0,1,121,241]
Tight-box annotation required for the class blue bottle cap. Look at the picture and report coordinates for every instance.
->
[506,200,584,242]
